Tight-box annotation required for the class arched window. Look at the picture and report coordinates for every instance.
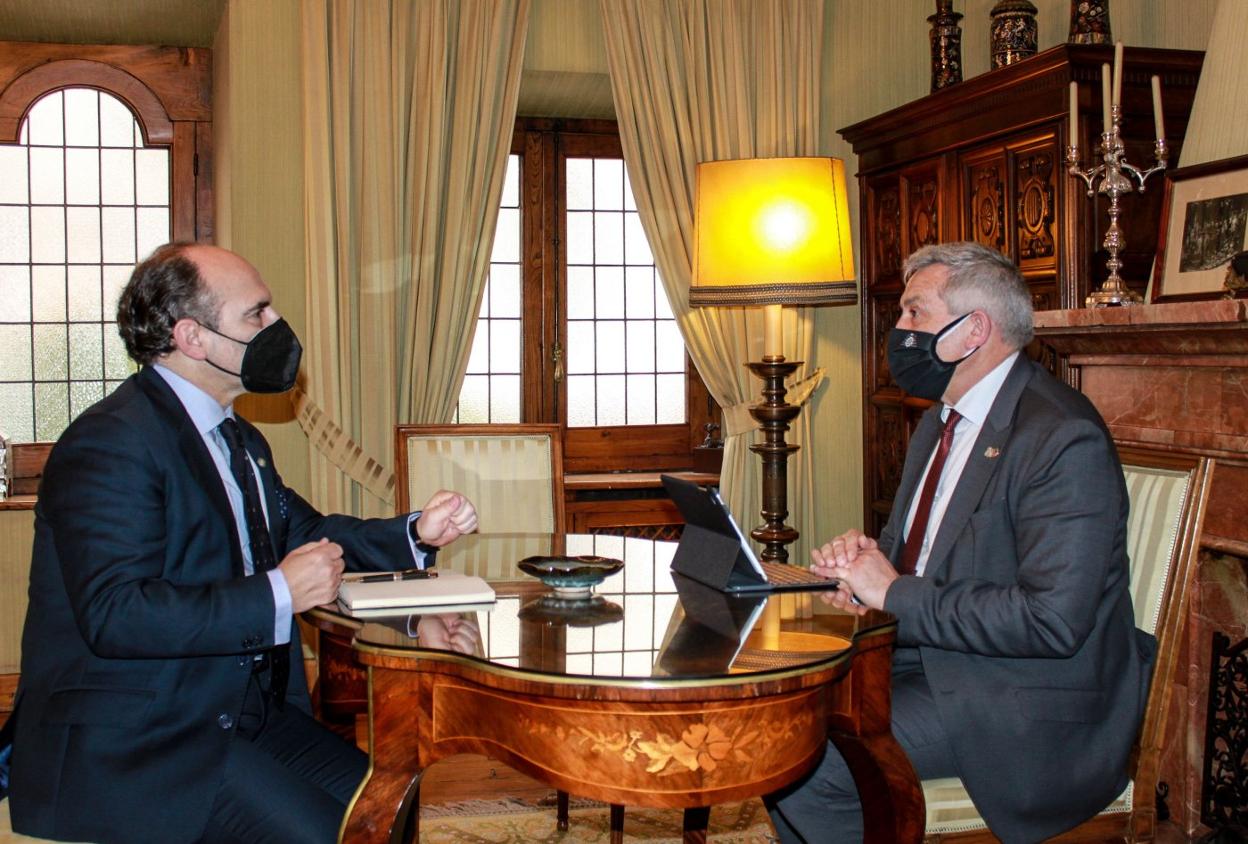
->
[0,45,212,444]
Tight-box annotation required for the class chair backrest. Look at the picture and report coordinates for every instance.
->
[922,445,1213,840]
[1117,447,1212,785]
[394,424,565,534]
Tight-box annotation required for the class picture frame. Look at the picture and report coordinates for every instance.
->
[1152,153,1248,303]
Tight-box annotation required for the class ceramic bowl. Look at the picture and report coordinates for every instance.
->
[516,555,624,597]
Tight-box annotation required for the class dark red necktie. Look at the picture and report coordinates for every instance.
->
[219,417,290,707]
[899,409,962,576]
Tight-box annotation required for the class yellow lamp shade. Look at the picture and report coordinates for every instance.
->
[691,157,856,307]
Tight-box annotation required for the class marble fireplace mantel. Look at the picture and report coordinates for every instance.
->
[1035,298,1248,556]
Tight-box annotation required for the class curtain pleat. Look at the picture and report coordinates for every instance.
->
[300,0,529,516]
[601,0,828,564]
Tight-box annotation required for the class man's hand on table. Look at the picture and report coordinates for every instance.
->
[279,538,345,613]
[810,529,896,614]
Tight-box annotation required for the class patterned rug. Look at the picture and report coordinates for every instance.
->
[418,796,777,843]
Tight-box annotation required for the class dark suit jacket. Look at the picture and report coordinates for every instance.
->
[881,356,1155,843]
[10,366,412,843]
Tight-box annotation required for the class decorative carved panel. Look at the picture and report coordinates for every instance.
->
[873,296,901,392]
[874,184,902,278]
[1202,631,1248,831]
[908,176,940,249]
[874,405,906,503]
[1015,150,1056,260]
[968,161,1006,252]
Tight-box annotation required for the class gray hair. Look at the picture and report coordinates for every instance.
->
[902,242,1034,348]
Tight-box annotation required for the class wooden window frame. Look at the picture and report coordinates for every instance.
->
[512,117,714,474]
[0,41,214,242]
[0,41,212,488]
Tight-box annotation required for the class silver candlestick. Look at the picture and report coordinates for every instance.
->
[1066,103,1169,306]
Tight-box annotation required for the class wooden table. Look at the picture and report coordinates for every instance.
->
[308,533,923,844]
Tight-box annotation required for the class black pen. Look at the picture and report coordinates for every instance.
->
[344,568,438,584]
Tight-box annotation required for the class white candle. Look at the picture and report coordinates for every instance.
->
[1101,64,1112,135]
[1151,75,1166,142]
[763,303,783,360]
[1069,81,1079,152]
[1112,41,1124,109]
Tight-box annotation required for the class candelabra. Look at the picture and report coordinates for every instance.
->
[1068,57,1163,307]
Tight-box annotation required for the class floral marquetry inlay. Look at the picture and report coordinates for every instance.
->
[515,708,816,780]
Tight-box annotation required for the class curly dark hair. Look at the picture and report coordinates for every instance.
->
[116,243,220,365]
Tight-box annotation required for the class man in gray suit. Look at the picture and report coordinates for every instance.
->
[768,242,1154,843]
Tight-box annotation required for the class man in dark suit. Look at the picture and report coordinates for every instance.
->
[768,242,1154,843]
[8,243,479,843]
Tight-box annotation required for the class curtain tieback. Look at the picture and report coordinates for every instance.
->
[290,387,397,504]
[720,367,826,439]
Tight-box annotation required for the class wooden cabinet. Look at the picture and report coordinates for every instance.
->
[839,44,1203,534]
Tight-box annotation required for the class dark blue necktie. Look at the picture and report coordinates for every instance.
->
[219,417,289,707]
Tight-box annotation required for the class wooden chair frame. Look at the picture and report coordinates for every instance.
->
[923,446,1214,843]
[394,423,566,534]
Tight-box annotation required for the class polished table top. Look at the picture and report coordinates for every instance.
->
[325,532,896,686]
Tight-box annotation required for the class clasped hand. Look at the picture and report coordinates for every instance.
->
[809,529,897,614]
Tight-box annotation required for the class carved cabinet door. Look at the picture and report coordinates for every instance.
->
[959,132,1061,309]
[860,159,946,535]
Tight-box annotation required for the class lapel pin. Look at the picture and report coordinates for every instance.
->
[257,457,267,468]
[983,447,1000,459]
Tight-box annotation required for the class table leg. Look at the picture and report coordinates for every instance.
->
[828,643,925,844]
[557,790,569,831]
[341,669,427,844]
[682,806,710,844]
[609,804,625,844]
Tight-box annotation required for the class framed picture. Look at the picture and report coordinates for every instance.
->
[1152,153,1248,303]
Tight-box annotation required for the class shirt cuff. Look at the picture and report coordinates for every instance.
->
[406,511,436,569]
[267,568,293,645]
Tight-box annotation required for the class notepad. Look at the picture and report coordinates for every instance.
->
[337,569,495,615]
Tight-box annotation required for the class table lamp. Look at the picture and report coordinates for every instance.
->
[691,156,856,563]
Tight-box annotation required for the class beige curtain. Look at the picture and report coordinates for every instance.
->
[301,0,529,517]
[600,0,829,564]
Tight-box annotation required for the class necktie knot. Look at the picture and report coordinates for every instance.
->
[942,409,962,439]
[218,417,245,451]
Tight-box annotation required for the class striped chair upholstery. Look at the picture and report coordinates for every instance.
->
[395,424,565,535]
[921,446,1213,842]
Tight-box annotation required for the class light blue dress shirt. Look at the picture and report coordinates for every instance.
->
[152,365,293,645]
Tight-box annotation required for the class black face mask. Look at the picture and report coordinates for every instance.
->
[886,312,976,401]
[201,318,303,394]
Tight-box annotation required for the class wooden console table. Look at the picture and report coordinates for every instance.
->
[1035,299,1248,836]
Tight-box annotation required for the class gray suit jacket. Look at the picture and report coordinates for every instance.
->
[881,356,1155,843]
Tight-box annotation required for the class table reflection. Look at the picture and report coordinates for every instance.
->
[343,533,878,684]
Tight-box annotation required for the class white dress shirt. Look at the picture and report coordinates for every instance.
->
[902,351,1019,576]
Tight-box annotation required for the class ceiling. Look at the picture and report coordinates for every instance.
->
[0,0,225,48]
